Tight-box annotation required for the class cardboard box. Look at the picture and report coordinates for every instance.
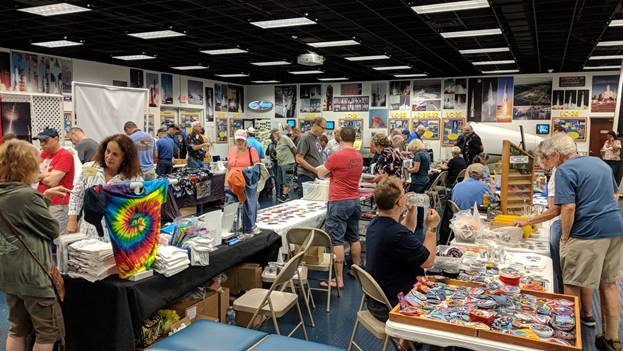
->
[235,311,268,329]
[218,287,230,322]
[304,246,325,265]
[223,264,262,294]
[170,293,219,322]
[203,288,230,322]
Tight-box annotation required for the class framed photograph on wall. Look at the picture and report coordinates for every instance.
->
[299,119,314,133]
[412,119,440,140]
[442,118,465,146]
[230,118,243,137]
[339,118,363,141]
[552,117,587,142]
[216,118,228,144]
[387,117,409,135]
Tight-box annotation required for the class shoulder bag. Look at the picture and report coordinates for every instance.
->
[0,212,65,301]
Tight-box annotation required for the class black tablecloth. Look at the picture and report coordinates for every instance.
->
[174,172,226,208]
[62,230,281,351]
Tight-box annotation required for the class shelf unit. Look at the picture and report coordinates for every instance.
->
[500,140,535,214]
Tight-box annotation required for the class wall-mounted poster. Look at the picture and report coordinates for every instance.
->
[341,83,362,95]
[229,118,243,137]
[442,78,467,108]
[339,118,363,141]
[160,110,177,128]
[552,118,587,142]
[442,118,464,146]
[412,119,440,140]
[275,85,297,118]
[0,52,10,91]
[369,109,389,128]
[215,83,228,112]
[216,118,228,143]
[300,84,321,113]
[61,59,72,94]
[63,111,72,133]
[322,84,336,111]
[481,77,513,122]
[333,96,369,112]
[559,76,586,88]
[512,77,552,120]
[205,87,214,122]
[227,85,239,113]
[299,119,314,133]
[130,68,144,88]
[389,81,411,110]
[591,75,619,113]
[144,113,155,135]
[370,82,387,107]
[11,52,37,92]
[188,80,203,105]
[38,56,64,94]
[552,89,590,110]
[180,110,201,135]
[146,72,159,107]
[161,73,173,105]
[236,85,244,113]
[388,117,410,134]
[467,78,483,122]
[412,79,442,118]
[1,102,32,142]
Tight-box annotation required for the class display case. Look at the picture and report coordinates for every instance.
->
[500,140,535,214]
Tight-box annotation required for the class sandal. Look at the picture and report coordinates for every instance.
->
[320,279,344,289]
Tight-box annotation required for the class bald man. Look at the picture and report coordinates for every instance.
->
[455,124,482,164]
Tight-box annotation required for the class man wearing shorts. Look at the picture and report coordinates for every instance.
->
[546,133,623,351]
[317,127,362,289]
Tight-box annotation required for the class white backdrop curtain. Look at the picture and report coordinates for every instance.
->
[73,82,147,142]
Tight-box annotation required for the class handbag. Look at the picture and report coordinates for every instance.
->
[0,212,65,301]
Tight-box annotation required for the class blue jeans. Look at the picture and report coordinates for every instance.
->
[187,157,203,169]
[549,219,563,293]
[326,199,361,246]
[156,159,173,176]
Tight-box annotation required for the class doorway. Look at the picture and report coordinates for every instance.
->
[589,118,614,157]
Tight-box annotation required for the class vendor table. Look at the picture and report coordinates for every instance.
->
[174,172,226,208]
[62,230,281,351]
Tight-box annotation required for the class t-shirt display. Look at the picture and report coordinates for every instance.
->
[366,216,430,306]
[324,147,363,201]
[130,130,156,172]
[38,147,75,205]
[297,132,323,178]
[555,156,623,239]
[276,135,296,166]
[75,138,99,164]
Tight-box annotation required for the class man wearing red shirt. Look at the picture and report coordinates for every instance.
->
[317,127,363,289]
[36,128,75,235]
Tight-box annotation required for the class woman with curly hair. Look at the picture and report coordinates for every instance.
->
[67,134,143,238]
[371,133,403,183]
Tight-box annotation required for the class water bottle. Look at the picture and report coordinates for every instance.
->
[226,307,236,325]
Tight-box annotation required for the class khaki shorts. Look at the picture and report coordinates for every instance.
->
[6,294,65,345]
[560,236,623,289]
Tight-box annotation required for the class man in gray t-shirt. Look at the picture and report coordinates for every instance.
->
[68,127,99,164]
[296,117,326,198]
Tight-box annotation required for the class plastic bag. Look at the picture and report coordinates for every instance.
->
[450,203,481,242]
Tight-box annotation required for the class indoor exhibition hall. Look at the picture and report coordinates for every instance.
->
[0,1,622,350]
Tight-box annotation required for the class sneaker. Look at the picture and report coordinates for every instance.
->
[278,194,288,203]
[596,334,607,350]
[581,315,597,327]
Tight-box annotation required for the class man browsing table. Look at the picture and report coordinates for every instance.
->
[295,117,326,198]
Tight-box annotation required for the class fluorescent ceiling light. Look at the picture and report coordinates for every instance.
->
[112,54,155,61]
[318,77,348,81]
[250,61,291,66]
[289,70,324,75]
[412,0,489,14]
[32,40,82,48]
[597,41,623,47]
[201,48,248,55]
[459,47,510,54]
[307,40,360,48]
[345,55,390,61]
[18,2,90,16]
[250,17,316,29]
[441,28,502,38]
[251,80,280,83]
[481,69,519,74]
[589,55,623,60]
[171,65,208,70]
[128,30,185,39]
[394,73,428,78]
[584,65,621,70]
[373,65,411,71]
[609,19,623,27]
[215,73,249,77]
[472,60,515,65]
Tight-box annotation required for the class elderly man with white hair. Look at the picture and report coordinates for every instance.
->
[441,146,466,186]
[325,126,342,157]
[545,133,623,350]
[186,121,209,169]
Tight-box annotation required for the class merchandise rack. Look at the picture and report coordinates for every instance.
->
[500,140,535,214]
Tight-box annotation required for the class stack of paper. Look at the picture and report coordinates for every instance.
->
[55,233,88,273]
[66,239,117,282]
[153,246,190,277]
